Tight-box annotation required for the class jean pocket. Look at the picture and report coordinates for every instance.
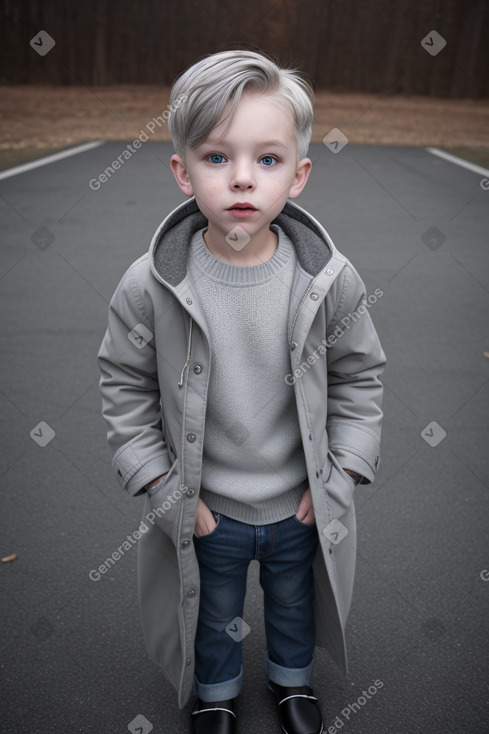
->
[292,515,317,529]
[194,512,221,539]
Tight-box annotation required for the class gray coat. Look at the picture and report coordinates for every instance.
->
[97,197,385,707]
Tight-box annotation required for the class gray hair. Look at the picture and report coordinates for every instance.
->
[168,50,314,159]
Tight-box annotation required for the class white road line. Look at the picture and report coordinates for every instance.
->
[0,140,105,181]
[426,146,489,178]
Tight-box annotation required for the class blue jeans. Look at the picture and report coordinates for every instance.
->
[193,513,319,701]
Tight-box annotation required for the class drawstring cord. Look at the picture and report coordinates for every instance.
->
[178,316,193,388]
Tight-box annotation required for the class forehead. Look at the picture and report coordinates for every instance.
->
[206,91,296,143]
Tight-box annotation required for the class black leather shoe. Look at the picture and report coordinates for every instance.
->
[269,682,323,734]
[191,698,236,734]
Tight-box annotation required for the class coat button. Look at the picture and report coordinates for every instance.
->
[187,589,196,598]
[186,658,192,666]
[326,268,334,276]
[186,488,195,497]
[187,433,196,443]
[193,365,202,374]
[181,539,190,548]
[310,292,319,300]
[186,297,192,305]
[291,342,297,351]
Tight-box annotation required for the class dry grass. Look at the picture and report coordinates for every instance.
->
[1,85,488,167]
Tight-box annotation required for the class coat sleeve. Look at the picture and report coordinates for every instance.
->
[325,262,386,484]
[97,260,172,496]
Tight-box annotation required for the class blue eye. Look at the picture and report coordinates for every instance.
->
[260,156,276,166]
[209,154,225,164]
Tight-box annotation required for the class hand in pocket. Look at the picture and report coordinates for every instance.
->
[295,487,316,525]
[194,498,218,537]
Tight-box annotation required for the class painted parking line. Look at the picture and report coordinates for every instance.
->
[426,146,489,178]
[0,140,105,181]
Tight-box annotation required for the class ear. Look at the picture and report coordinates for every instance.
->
[170,154,194,196]
[288,158,312,199]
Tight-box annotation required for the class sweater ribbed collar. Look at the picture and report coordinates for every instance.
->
[189,224,294,285]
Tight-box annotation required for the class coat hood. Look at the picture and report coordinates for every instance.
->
[150,197,336,287]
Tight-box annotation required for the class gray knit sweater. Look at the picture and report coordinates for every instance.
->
[188,225,308,525]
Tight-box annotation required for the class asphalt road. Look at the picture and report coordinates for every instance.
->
[1,141,488,733]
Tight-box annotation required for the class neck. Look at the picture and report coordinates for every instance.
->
[203,226,278,266]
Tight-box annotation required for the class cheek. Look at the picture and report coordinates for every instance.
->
[261,165,294,186]
[196,179,221,200]
[266,174,296,200]
[192,185,220,215]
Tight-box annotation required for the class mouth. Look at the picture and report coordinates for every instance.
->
[227,203,257,218]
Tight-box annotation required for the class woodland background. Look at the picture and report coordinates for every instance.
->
[1,0,488,97]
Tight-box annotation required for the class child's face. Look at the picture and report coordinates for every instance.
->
[170,92,311,249]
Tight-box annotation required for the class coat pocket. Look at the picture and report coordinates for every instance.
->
[146,460,184,544]
[322,451,357,515]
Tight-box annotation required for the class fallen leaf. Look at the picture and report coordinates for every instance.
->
[2,553,17,563]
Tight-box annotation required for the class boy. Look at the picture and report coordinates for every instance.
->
[98,49,385,734]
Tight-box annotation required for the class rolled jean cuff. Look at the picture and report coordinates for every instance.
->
[194,666,243,702]
[265,650,314,687]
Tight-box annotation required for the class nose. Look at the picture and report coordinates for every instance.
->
[231,159,255,190]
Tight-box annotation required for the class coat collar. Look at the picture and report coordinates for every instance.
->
[150,197,336,288]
